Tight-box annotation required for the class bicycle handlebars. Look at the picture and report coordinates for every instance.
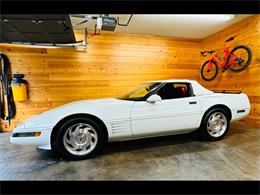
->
[200,35,237,57]
[200,50,215,57]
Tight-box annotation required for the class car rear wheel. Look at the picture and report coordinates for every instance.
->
[56,117,106,160]
[199,108,230,141]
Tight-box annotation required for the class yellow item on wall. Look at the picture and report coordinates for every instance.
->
[11,83,27,102]
[11,74,27,102]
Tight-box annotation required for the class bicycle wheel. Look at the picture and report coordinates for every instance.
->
[200,60,218,81]
[228,45,252,72]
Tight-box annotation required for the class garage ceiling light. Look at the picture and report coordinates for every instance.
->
[174,14,235,21]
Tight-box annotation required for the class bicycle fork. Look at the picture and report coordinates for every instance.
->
[207,60,213,72]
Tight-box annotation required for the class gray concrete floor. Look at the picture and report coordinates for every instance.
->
[0,123,259,180]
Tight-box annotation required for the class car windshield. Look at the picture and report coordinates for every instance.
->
[118,82,162,101]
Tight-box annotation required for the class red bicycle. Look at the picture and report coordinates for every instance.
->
[200,36,252,81]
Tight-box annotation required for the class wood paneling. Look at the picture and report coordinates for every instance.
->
[200,15,260,127]
[0,15,259,131]
[0,32,201,131]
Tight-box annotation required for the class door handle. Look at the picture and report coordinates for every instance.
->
[189,101,197,104]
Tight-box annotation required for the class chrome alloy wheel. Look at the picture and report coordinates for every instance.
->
[63,123,98,156]
[207,112,227,138]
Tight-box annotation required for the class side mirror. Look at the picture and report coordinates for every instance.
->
[146,94,162,103]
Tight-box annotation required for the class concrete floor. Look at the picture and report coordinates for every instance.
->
[0,123,259,180]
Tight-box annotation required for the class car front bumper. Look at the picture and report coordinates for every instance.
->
[10,126,53,150]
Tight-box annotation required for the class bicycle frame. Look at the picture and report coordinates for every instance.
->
[207,45,238,71]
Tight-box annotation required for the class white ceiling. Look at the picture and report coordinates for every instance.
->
[70,14,252,39]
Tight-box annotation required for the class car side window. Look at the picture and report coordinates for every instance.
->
[156,83,192,100]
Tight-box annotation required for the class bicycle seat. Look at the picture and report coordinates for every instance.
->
[225,36,236,42]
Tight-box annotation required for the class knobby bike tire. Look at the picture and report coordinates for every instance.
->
[200,60,218,81]
[228,45,252,72]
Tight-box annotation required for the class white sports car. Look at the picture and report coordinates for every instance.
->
[11,79,250,159]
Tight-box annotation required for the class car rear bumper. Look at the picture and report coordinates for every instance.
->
[231,108,250,122]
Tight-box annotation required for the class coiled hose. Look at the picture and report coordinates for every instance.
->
[0,53,16,126]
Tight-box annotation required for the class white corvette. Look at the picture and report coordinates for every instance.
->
[11,79,250,159]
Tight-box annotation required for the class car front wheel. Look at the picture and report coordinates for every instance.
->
[56,117,106,160]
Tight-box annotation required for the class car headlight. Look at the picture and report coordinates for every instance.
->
[12,131,41,137]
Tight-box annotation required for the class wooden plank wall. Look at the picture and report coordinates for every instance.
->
[200,15,260,127]
[0,32,201,131]
[0,15,259,131]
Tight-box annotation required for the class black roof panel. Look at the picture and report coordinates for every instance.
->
[0,14,76,44]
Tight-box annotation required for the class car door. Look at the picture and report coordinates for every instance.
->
[130,83,202,136]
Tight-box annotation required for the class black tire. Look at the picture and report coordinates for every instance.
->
[200,60,218,81]
[228,45,252,72]
[198,108,230,141]
[56,117,106,160]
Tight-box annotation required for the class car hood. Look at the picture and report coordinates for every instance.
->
[20,98,127,129]
[51,98,120,110]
